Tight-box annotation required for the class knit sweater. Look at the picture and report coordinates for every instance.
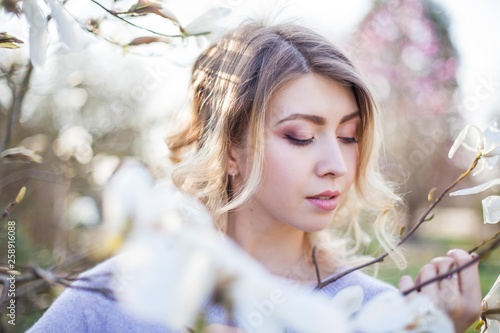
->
[27,257,396,333]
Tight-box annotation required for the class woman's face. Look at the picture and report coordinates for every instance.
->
[237,73,360,232]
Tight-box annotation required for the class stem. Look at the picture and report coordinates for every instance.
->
[401,234,500,295]
[482,309,500,317]
[469,230,500,254]
[315,153,482,290]
[88,0,209,39]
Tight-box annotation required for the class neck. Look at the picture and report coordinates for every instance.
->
[227,206,316,283]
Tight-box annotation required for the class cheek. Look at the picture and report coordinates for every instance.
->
[342,145,359,183]
[261,139,306,190]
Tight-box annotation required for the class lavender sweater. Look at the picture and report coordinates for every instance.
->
[27,257,396,332]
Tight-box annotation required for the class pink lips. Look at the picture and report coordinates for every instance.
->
[307,190,339,211]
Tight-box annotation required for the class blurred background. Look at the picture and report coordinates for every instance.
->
[0,0,499,331]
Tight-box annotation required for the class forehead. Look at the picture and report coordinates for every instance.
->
[268,74,358,125]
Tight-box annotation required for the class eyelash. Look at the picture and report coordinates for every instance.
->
[339,137,358,144]
[285,134,314,146]
[285,134,358,146]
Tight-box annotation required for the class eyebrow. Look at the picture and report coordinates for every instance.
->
[276,110,360,126]
[340,110,361,124]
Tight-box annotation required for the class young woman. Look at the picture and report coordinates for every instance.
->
[28,22,481,333]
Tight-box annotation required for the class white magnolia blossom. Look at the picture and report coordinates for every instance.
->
[46,0,83,50]
[449,122,500,224]
[450,178,500,224]
[482,196,500,224]
[21,0,83,67]
[354,291,454,333]
[482,275,500,333]
[448,121,500,175]
[22,0,48,67]
[101,160,455,333]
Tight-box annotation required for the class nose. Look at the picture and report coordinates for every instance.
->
[315,140,347,177]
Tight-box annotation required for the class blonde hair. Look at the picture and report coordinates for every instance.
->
[167,22,403,267]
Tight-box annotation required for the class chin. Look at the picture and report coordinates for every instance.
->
[300,222,331,233]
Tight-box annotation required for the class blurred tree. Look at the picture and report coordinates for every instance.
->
[350,0,472,231]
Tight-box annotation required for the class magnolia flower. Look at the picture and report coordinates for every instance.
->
[448,122,500,224]
[481,275,500,333]
[449,121,500,175]
[46,0,83,50]
[450,178,500,224]
[22,0,48,67]
[22,0,83,66]
[353,291,454,333]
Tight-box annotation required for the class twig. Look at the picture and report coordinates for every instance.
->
[0,264,115,308]
[315,153,482,290]
[469,230,500,254]
[0,187,25,222]
[1,62,33,153]
[88,0,209,39]
[401,234,500,295]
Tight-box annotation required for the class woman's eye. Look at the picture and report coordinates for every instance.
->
[338,137,358,144]
[285,134,315,146]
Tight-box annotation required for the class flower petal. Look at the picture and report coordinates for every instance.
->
[46,0,83,50]
[450,178,500,196]
[482,196,500,224]
[330,285,364,317]
[184,6,231,35]
[483,121,500,157]
[354,291,411,333]
[483,275,500,320]
[22,0,48,67]
[448,125,484,159]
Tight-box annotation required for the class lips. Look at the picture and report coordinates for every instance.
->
[306,191,339,211]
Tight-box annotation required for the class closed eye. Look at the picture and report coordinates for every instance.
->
[285,134,315,146]
[338,137,358,144]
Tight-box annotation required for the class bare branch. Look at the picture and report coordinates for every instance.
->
[1,62,34,152]
[88,0,209,39]
[315,153,482,290]
[401,234,500,295]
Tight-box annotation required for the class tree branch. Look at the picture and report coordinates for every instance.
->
[88,0,209,39]
[401,234,500,295]
[1,62,34,153]
[315,153,482,290]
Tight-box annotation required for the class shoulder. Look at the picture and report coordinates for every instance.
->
[318,269,398,304]
[26,256,176,333]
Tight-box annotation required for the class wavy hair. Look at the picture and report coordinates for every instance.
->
[167,22,404,267]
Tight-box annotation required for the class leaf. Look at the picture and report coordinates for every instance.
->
[128,36,171,46]
[22,0,48,67]
[450,178,500,196]
[0,32,24,49]
[1,147,43,163]
[448,124,483,159]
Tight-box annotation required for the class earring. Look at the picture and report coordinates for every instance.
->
[231,171,236,183]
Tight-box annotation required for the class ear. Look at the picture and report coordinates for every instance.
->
[227,146,240,177]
